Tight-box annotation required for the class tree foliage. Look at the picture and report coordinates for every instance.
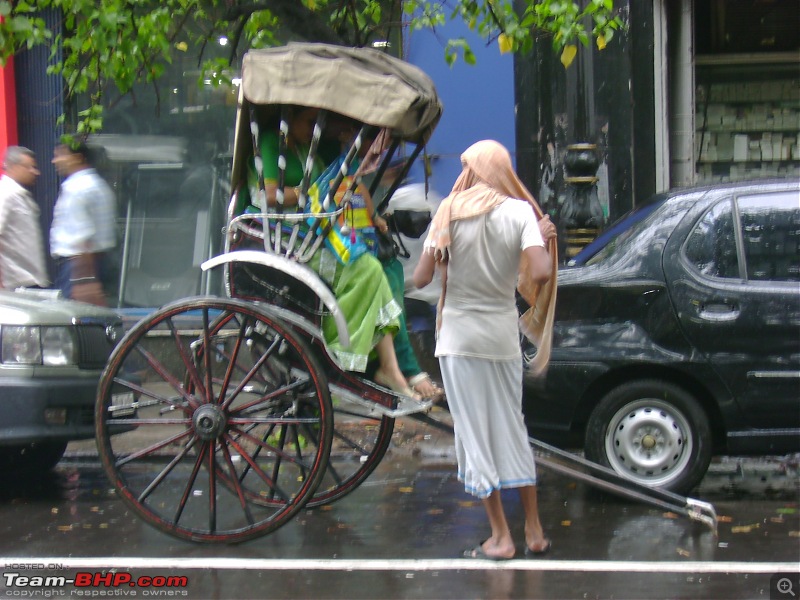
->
[0,0,623,135]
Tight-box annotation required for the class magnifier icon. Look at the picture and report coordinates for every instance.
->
[778,578,796,596]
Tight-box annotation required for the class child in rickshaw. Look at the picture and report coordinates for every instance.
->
[245,106,422,399]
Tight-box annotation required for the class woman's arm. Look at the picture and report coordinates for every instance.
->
[262,181,301,207]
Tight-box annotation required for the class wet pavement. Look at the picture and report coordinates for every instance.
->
[0,408,798,600]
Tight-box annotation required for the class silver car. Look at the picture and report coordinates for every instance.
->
[0,290,123,473]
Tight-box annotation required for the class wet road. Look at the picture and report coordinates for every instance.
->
[0,414,798,600]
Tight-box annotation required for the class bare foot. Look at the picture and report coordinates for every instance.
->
[524,523,548,553]
[374,369,420,399]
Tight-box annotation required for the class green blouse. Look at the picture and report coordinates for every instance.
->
[244,130,336,210]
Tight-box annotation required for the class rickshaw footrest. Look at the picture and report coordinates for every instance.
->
[329,383,433,418]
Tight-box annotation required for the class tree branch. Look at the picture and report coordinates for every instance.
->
[223,1,346,44]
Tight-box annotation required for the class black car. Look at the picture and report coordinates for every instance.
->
[522,179,800,494]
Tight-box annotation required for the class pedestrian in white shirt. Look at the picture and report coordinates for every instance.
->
[0,146,49,290]
[50,142,116,305]
[414,140,558,560]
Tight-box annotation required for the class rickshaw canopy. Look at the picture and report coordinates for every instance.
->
[240,43,443,143]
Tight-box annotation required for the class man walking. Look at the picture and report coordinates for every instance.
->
[50,142,116,305]
[0,146,49,290]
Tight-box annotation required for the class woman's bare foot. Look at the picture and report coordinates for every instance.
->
[373,368,420,399]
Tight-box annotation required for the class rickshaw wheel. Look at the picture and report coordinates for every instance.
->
[200,312,395,508]
[95,297,333,543]
[304,408,394,508]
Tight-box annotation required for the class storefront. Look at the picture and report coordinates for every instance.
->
[694,2,799,184]
[8,9,238,309]
[514,0,799,259]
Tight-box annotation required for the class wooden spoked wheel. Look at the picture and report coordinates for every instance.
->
[95,298,333,543]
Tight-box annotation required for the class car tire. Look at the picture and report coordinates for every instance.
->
[0,441,68,474]
[585,380,712,495]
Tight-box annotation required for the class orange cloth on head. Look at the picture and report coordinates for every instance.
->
[425,139,558,376]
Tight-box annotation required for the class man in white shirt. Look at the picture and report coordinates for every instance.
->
[50,142,117,305]
[0,146,49,290]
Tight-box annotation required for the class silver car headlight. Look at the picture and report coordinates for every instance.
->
[42,326,77,366]
[1,326,42,364]
[1,326,77,365]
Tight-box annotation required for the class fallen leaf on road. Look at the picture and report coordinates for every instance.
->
[731,523,760,533]
[770,517,785,524]
[561,520,572,527]
[663,512,679,519]
[399,487,414,493]
[676,548,690,557]
[716,515,733,523]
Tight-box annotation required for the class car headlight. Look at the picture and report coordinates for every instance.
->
[1,326,77,366]
[1,326,42,364]
[42,327,77,366]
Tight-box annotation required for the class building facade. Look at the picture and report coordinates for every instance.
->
[2,1,797,305]
[514,0,798,258]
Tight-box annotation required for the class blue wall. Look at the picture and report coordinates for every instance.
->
[405,20,516,195]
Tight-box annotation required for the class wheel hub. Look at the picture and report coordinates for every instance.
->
[641,434,657,449]
[192,404,228,441]
[615,411,681,470]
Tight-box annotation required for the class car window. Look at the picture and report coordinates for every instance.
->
[576,198,666,266]
[584,201,668,267]
[738,191,800,282]
[684,199,739,278]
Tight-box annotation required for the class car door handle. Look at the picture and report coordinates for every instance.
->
[698,303,740,322]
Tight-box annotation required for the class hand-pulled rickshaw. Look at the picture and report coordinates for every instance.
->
[94,43,718,544]
[94,43,444,543]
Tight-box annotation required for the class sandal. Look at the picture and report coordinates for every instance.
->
[523,539,552,557]
[408,372,445,401]
[462,540,516,561]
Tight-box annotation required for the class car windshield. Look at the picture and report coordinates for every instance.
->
[583,197,668,266]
